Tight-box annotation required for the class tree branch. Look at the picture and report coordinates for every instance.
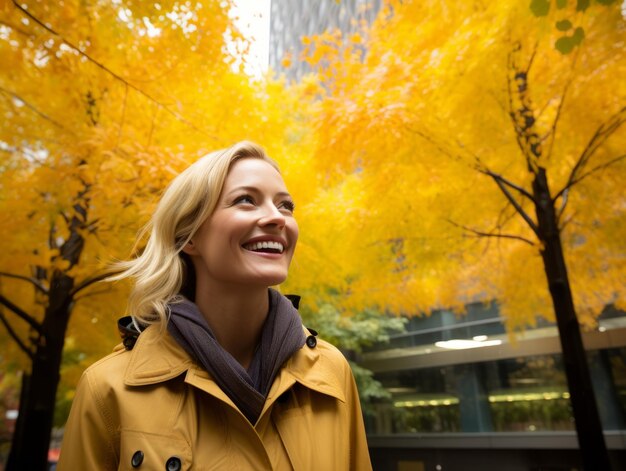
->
[70,270,120,297]
[0,272,48,294]
[11,0,217,141]
[0,294,43,335]
[0,310,34,359]
[559,210,577,233]
[0,19,33,37]
[495,200,518,230]
[0,86,68,130]
[544,50,579,161]
[404,124,465,164]
[478,168,534,201]
[405,114,539,237]
[556,188,570,223]
[570,153,626,187]
[507,48,531,171]
[507,45,542,175]
[490,175,540,236]
[555,154,626,221]
[446,219,536,246]
[74,286,115,302]
[524,42,538,75]
[554,106,626,202]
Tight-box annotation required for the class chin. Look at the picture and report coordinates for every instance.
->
[265,276,289,287]
[238,263,291,288]
[253,271,289,287]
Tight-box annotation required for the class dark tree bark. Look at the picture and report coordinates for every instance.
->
[503,48,612,469]
[6,188,89,471]
[532,168,610,471]
[6,273,75,471]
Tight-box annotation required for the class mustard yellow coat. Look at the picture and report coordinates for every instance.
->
[58,326,372,470]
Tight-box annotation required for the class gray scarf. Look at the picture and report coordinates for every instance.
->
[167,289,306,424]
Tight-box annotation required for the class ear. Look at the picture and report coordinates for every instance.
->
[181,239,198,256]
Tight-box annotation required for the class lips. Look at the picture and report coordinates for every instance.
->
[242,240,285,254]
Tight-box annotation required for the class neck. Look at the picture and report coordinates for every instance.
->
[193,284,269,369]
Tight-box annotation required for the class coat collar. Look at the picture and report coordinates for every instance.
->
[123,325,346,404]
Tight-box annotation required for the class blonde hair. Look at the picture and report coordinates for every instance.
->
[110,141,279,325]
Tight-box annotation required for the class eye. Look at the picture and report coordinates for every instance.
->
[279,200,296,213]
[233,194,255,206]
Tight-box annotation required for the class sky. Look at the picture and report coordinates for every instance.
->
[230,0,271,78]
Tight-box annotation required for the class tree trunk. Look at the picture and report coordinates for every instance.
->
[6,373,30,468]
[532,168,611,471]
[6,272,74,471]
[7,187,87,470]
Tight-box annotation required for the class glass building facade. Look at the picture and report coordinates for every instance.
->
[269,0,381,81]
[360,303,626,470]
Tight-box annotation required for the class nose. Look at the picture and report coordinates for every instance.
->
[259,203,286,229]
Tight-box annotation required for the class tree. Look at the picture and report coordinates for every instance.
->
[0,0,307,468]
[296,1,625,469]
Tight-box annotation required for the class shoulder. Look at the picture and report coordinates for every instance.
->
[314,337,351,369]
[287,331,356,402]
[81,345,130,384]
[74,345,134,410]
[71,328,194,432]
[314,337,357,389]
[303,327,351,370]
[82,324,194,390]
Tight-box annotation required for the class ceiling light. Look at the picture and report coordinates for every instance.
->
[435,339,502,350]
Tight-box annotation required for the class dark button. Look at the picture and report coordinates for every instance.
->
[306,335,317,348]
[131,450,144,468]
[166,456,182,471]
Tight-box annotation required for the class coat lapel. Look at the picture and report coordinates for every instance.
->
[123,325,346,406]
[123,325,194,386]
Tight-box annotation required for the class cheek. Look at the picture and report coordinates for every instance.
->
[289,220,299,247]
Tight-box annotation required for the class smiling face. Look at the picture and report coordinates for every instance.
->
[183,158,298,291]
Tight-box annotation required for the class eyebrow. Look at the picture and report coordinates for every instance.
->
[225,186,292,198]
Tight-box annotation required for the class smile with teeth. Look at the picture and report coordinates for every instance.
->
[243,241,285,254]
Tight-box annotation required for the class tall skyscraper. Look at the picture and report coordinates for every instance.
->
[269,0,382,81]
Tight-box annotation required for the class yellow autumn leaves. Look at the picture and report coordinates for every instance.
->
[0,0,624,379]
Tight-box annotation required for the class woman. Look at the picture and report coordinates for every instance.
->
[58,142,372,470]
